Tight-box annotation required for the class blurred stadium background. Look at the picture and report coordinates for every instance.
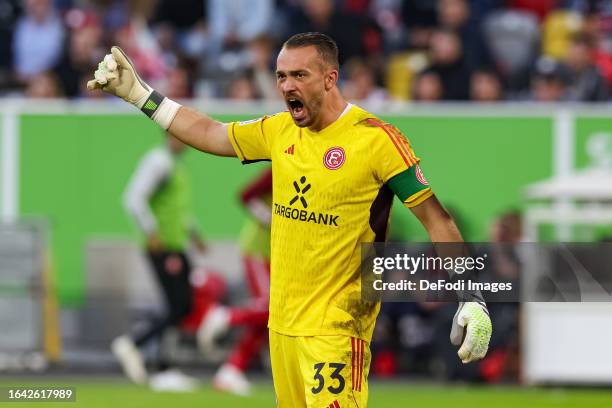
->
[2,0,612,406]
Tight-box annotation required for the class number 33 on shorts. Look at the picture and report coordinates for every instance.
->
[270,332,370,407]
[308,337,370,407]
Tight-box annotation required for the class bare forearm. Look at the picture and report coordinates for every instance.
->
[410,196,463,243]
[426,215,463,243]
[410,196,466,276]
[168,106,236,157]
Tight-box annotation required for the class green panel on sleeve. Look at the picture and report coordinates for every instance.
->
[387,166,428,202]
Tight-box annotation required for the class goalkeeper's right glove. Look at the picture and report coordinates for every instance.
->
[87,47,181,130]
[450,301,492,364]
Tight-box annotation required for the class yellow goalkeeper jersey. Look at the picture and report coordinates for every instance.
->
[228,104,432,341]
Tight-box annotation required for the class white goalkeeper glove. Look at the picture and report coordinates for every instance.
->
[87,46,181,130]
[450,301,492,363]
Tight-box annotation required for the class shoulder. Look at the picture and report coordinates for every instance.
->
[14,18,28,34]
[232,111,294,139]
[263,111,294,133]
[236,111,291,128]
[350,106,408,143]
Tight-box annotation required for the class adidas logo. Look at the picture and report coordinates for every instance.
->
[327,401,340,408]
[143,100,158,111]
[284,144,295,155]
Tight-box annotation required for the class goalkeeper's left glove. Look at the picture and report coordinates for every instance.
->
[87,47,181,130]
[450,301,492,363]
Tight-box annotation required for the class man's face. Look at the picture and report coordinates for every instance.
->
[533,77,564,102]
[430,31,461,65]
[567,43,591,70]
[26,0,51,22]
[276,46,329,128]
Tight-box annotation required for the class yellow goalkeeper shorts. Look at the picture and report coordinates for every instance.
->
[269,329,370,408]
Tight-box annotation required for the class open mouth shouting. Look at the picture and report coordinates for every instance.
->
[286,96,307,123]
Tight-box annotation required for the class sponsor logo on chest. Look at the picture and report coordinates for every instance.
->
[273,176,340,227]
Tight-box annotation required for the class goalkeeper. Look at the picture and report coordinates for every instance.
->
[88,35,491,407]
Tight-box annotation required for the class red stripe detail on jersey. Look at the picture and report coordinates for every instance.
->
[360,340,365,392]
[351,337,356,390]
[357,339,363,392]
[389,125,417,166]
[387,124,416,166]
[366,118,410,167]
[359,340,365,391]
[333,400,340,408]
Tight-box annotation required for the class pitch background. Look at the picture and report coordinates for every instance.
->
[1,378,610,408]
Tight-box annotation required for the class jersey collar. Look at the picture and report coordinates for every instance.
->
[305,103,354,136]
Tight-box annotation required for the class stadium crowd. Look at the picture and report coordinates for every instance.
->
[2,0,612,102]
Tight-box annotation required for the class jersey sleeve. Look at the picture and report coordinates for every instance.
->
[369,119,433,207]
[228,115,280,163]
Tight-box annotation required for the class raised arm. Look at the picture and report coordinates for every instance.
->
[87,47,235,157]
[168,107,234,156]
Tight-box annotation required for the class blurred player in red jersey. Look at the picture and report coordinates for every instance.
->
[198,168,272,395]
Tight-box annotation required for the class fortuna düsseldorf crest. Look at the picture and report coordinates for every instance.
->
[323,147,345,170]
[415,164,429,185]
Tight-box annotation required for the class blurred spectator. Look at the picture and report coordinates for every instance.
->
[437,0,491,70]
[366,0,406,53]
[563,32,609,100]
[155,22,180,68]
[412,70,444,101]
[342,58,388,104]
[227,74,258,100]
[287,0,383,64]
[153,0,205,31]
[25,71,63,97]
[127,0,158,20]
[469,0,505,22]
[54,9,103,98]
[54,0,74,10]
[542,9,584,59]
[531,57,567,101]
[372,302,438,377]
[470,69,503,102]
[509,0,560,21]
[208,0,273,54]
[0,0,21,80]
[13,0,65,81]
[5,0,612,102]
[483,10,541,93]
[113,13,167,83]
[246,35,278,100]
[592,12,612,87]
[479,210,522,383]
[401,0,437,49]
[428,29,471,100]
[98,0,129,32]
[163,64,194,99]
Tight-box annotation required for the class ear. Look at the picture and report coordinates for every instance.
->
[325,69,338,91]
